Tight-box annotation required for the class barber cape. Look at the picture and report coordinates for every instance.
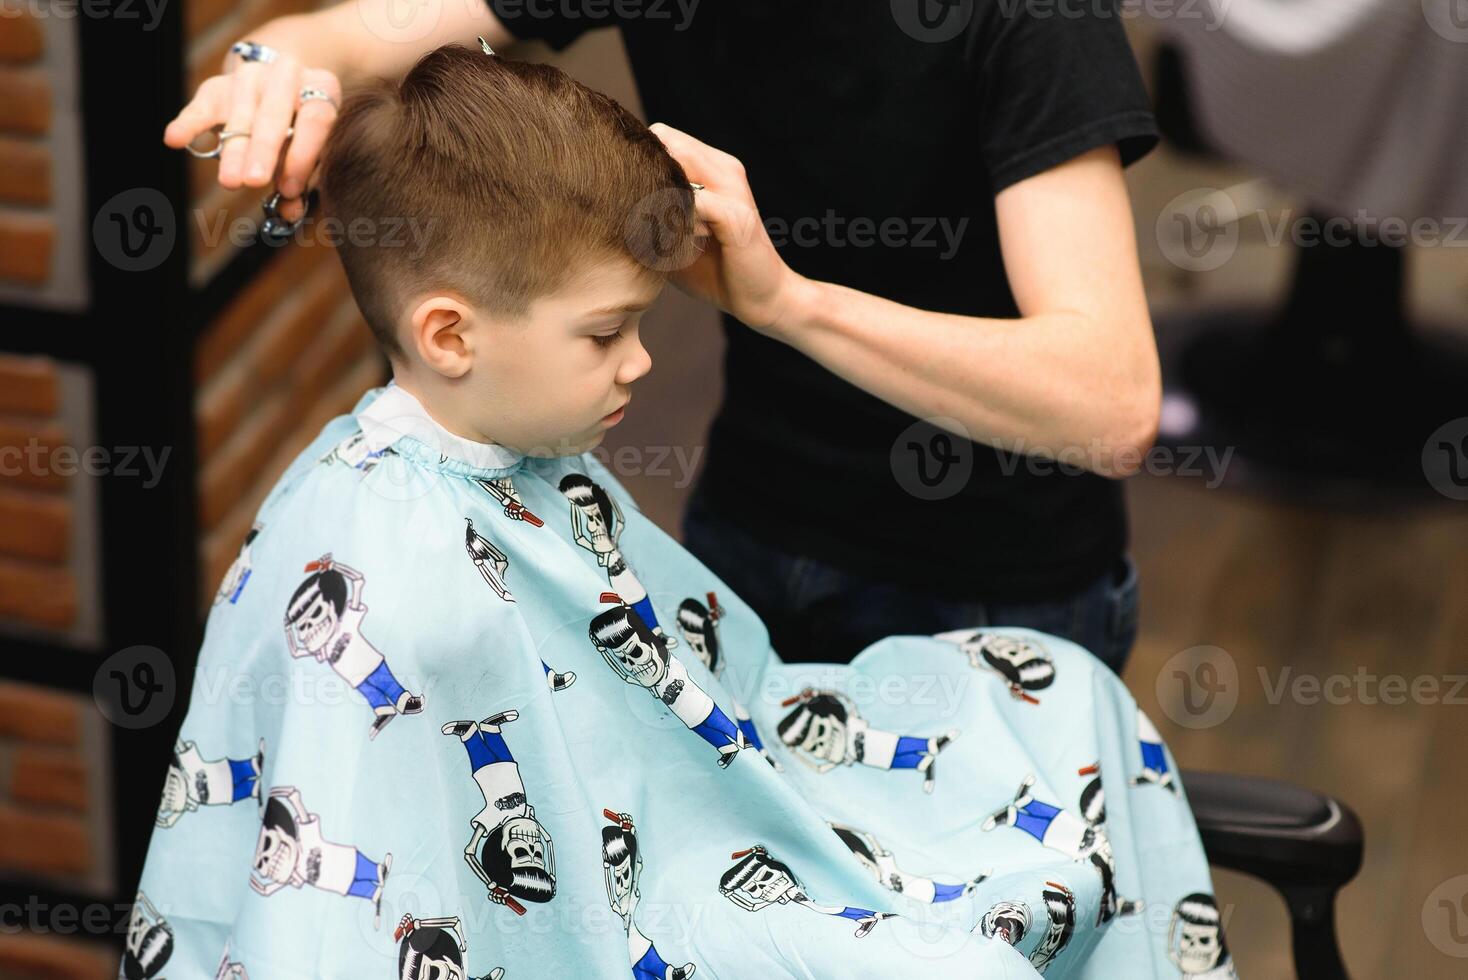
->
[130,383,1236,980]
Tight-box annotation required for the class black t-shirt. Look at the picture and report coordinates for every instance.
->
[490,0,1160,601]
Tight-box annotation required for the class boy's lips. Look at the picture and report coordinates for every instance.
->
[602,400,629,425]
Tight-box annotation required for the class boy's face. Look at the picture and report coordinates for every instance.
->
[469,255,662,457]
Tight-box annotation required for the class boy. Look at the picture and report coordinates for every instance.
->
[132,43,1225,979]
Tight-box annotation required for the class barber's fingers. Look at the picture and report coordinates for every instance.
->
[649,122,755,206]
[279,68,342,200]
[689,184,767,253]
[163,74,231,149]
[240,55,305,187]
[217,63,266,188]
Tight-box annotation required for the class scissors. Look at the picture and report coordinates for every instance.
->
[183,125,306,239]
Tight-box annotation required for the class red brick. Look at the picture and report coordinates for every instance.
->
[0,933,117,980]
[0,355,59,417]
[0,681,81,745]
[0,558,75,633]
[0,137,48,204]
[0,418,67,492]
[197,352,386,607]
[0,67,49,135]
[197,391,297,530]
[251,263,350,387]
[11,746,87,811]
[0,214,53,284]
[0,805,90,876]
[194,238,332,382]
[0,11,44,64]
[0,488,68,563]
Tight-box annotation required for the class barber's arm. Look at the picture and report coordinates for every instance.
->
[162,0,517,219]
[651,123,1161,479]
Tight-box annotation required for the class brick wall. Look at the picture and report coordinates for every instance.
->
[0,12,53,289]
[194,243,387,609]
[0,681,116,979]
[0,356,80,636]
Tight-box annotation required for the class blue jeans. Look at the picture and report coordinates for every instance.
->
[681,499,1140,676]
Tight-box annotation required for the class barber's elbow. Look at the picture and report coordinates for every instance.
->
[1097,382,1161,480]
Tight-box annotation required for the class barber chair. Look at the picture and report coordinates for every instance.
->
[1182,770,1363,979]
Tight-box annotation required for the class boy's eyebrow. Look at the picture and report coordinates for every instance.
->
[579,299,656,320]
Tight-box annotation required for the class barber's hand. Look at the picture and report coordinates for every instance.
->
[648,123,813,340]
[163,46,342,225]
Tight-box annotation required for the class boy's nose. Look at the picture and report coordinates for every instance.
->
[617,338,653,384]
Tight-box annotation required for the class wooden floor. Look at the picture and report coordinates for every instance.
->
[555,23,1468,979]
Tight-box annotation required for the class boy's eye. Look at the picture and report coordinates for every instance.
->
[591,327,624,348]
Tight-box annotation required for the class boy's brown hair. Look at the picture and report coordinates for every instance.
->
[320,43,698,359]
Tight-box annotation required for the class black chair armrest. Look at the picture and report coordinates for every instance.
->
[1181,769,1364,980]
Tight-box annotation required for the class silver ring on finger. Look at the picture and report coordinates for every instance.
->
[298,87,339,112]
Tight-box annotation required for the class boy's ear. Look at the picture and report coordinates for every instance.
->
[407,295,476,379]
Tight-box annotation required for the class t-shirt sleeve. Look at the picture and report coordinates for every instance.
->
[969,0,1160,194]
[487,0,621,51]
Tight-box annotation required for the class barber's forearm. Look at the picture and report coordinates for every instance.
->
[776,277,1161,478]
[251,1,517,87]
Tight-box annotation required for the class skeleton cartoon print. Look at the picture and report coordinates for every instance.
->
[828,821,986,904]
[720,844,896,939]
[560,474,672,641]
[776,688,957,793]
[675,593,781,770]
[442,708,557,913]
[982,762,1141,927]
[393,913,507,980]
[934,629,1056,704]
[283,554,425,740]
[156,736,265,827]
[249,786,393,928]
[601,809,697,980]
[588,599,747,768]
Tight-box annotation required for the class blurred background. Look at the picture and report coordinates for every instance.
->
[0,2,1465,976]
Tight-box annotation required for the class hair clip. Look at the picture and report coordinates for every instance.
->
[478,36,495,56]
